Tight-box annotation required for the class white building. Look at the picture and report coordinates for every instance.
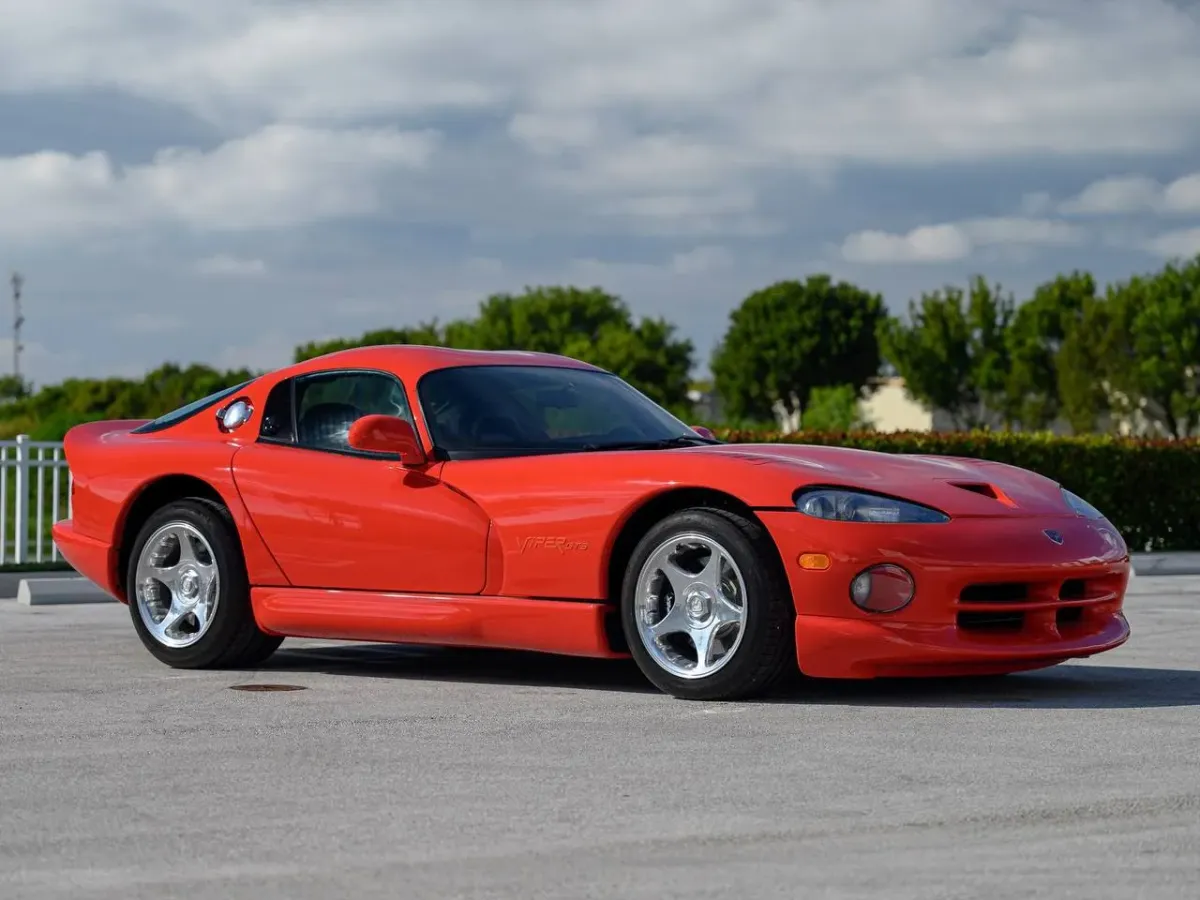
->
[858,377,947,432]
[855,377,1168,437]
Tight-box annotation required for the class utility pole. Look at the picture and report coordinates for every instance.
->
[10,271,23,383]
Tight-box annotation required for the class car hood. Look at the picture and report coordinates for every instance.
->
[695,442,1072,517]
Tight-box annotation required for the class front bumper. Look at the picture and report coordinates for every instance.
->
[758,510,1131,679]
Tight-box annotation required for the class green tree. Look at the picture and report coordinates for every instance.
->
[802,384,873,431]
[447,286,694,412]
[1056,291,1113,434]
[295,287,695,413]
[1098,254,1200,437]
[294,323,444,362]
[1005,271,1097,430]
[449,287,630,352]
[0,362,253,441]
[0,375,30,402]
[879,276,1014,430]
[710,275,886,423]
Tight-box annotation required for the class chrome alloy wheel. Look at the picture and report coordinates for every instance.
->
[134,521,220,649]
[633,532,748,680]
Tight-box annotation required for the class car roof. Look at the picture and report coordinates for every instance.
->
[283,344,605,381]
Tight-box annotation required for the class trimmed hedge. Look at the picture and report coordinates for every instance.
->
[711,427,1200,553]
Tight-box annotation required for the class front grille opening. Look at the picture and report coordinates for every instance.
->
[1060,578,1087,600]
[1056,607,1084,629]
[957,611,1025,631]
[960,582,1028,604]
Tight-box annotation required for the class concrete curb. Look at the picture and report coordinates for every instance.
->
[16,576,114,606]
[1124,573,1200,595]
[1129,552,1200,576]
[0,569,75,599]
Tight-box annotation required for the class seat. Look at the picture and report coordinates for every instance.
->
[297,401,364,451]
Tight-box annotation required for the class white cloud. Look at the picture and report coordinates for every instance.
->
[671,245,733,275]
[1059,175,1161,215]
[507,114,601,156]
[3,0,1200,385]
[1060,171,1200,215]
[1165,175,1200,213]
[194,254,267,277]
[137,125,439,229]
[0,151,124,239]
[1019,192,1054,216]
[2,1,1199,238]
[0,124,440,241]
[840,217,1082,264]
[960,217,1083,246]
[1145,227,1200,259]
[842,224,972,264]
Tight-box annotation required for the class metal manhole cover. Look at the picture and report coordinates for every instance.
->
[229,684,307,692]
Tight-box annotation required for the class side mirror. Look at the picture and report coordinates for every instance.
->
[690,425,717,440]
[348,414,426,466]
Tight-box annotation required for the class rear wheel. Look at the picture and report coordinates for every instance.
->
[620,508,795,700]
[126,499,283,668]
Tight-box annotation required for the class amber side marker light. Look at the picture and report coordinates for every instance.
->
[798,553,831,570]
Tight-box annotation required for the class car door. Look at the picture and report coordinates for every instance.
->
[231,367,490,594]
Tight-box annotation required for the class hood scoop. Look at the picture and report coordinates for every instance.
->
[949,481,1016,507]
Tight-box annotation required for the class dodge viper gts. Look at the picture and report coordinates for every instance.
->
[52,345,1131,700]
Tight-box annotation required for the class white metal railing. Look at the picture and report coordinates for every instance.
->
[0,436,71,566]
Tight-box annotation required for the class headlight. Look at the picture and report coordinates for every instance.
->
[1062,488,1105,520]
[796,488,949,523]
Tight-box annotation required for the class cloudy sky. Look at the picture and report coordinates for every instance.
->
[2,0,1199,387]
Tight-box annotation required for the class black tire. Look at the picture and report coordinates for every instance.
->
[619,507,795,700]
[126,498,283,669]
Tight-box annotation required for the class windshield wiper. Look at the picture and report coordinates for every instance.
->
[580,435,720,451]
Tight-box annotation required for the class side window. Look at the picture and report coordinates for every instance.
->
[259,379,296,443]
[292,370,413,453]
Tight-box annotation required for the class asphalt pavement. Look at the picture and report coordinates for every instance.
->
[2,578,1198,899]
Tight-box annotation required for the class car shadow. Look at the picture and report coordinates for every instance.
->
[253,642,1200,709]
[765,664,1200,709]
[259,643,658,694]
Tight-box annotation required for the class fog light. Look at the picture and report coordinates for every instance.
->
[849,564,914,613]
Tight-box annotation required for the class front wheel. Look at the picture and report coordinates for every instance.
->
[620,508,795,700]
[126,498,283,669]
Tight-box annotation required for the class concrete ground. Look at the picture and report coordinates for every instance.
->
[1,578,1197,900]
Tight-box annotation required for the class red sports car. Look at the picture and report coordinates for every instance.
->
[52,346,1131,700]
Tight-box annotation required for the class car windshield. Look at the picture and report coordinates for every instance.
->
[417,365,711,458]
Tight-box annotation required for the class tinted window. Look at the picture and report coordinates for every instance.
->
[259,380,296,442]
[418,365,699,458]
[131,380,253,434]
[292,370,413,453]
